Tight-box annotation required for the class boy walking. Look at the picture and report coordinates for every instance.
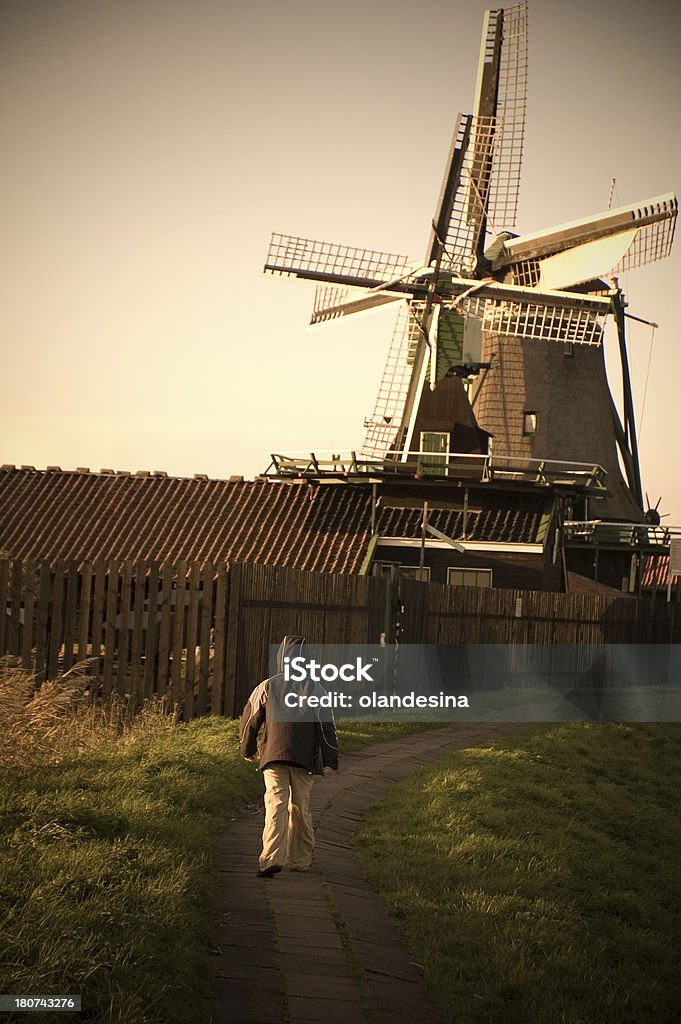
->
[239,635,339,877]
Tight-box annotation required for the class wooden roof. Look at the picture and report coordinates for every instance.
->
[0,467,550,570]
[640,554,677,594]
[0,468,371,572]
[566,572,631,598]
[377,495,545,545]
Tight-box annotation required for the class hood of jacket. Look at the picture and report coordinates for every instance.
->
[275,634,307,674]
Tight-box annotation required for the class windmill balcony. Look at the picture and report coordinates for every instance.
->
[564,521,681,551]
[263,451,608,494]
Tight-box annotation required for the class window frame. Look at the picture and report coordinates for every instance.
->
[446,567,493,588]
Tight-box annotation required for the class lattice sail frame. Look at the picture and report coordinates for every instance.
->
[361,302,425,458]
[459,294,608,344]
[265,233,412,285]
[436,2,528,273]
[440,115,498,274]
[312,284,350,321]
[613,197,677,273]
[486,0,528,232]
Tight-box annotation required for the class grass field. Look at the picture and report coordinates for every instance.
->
[0,661,429,1023]
[355,721,681,1024]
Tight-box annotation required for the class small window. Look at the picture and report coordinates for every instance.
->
[564,342,574,358]
[523,411,537,435]
[447,567,493,588]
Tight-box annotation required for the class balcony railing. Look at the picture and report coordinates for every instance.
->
[564,521,681,549]
[263,450,608,493]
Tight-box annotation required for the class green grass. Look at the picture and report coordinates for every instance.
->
[354,722,681,1024]
[0,665,435,1024]
[0,716,262,1024]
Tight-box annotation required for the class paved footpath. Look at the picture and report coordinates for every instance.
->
[210,723,523,1024]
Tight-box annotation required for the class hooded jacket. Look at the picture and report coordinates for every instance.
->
[239,635,339,775]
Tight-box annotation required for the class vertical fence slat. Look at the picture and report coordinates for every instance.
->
[223,562,242,717]
[157,563,174,697]
[211,564,229,715]
[103,561,119,698]
[78,563,93,661]
[34,562,51,682]
[90,561,107,682]
[21,561,36,670]
[144,563,160,700]
[47,560,65,680]
[0,559,9,655]
[116,561,133,697]
[184,562,201,722]
[62,562,79,672]
[197,562,214,716]
[170,561,187,710]
[8,559,23,655]
[130,560,147,707]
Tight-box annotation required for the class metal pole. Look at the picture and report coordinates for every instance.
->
[613,288,644,509]
[420,501,428,571]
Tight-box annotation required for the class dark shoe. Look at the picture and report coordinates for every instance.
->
[256,865,282,878]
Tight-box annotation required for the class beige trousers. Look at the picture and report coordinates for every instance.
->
[260,764,315,872]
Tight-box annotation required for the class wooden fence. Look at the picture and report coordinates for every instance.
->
[1,558,680,718]
[0,559,387,717]
[398,578,681,645]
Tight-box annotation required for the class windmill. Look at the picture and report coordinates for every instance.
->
[263,1,677,521]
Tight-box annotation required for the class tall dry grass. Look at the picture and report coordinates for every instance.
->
[0,657,179,769]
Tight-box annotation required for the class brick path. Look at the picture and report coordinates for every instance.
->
[211,724,523,1024]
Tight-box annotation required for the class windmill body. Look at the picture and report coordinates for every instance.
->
[264,0,677,526]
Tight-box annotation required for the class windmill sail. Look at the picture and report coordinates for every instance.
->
[455,282,611,345]
[264,233,412,287]
[430,114,498,275]
[311,286,406,324]
[427,2,527,270]
[361,303,426,459]
[484,0,528,232]
[494,193,678,284]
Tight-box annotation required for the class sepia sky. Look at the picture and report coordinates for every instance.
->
[2,0,680,517]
